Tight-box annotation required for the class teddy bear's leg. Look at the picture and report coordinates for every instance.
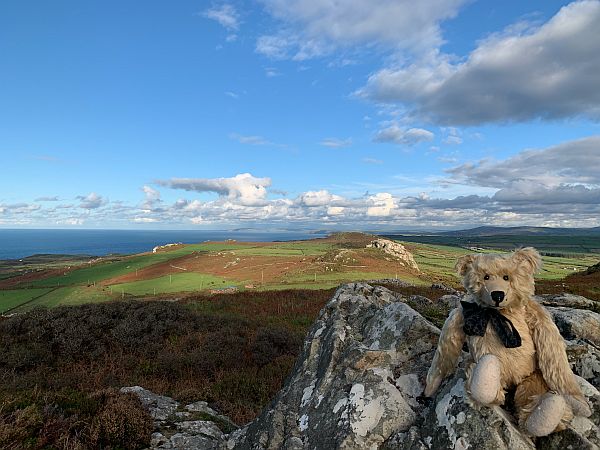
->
[514,370,573,437]
[469,354,503,405]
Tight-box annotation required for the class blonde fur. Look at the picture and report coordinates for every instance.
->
[425,247,590,435]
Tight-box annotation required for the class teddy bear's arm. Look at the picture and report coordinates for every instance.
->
[528,300,591,416]
[424,307,466,397]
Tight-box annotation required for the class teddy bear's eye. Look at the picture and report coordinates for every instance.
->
[503,275,509,281]
[484,274,490,280]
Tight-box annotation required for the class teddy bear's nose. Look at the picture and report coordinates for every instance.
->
[491,291,505,303]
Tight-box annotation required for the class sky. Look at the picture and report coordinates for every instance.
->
[1,0,599,230]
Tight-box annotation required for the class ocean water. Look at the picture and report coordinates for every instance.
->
[0,229,326,260]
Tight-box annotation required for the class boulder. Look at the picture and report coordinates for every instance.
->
[120,386,234,449]
[229,283,439,449]
[547,306,600,346]
[366,239,420,271]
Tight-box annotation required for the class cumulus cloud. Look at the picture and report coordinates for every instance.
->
[374,125,434,145]
[367,192,396,216]
[362,1,600,125]
[257,0,467,59]
[446,136,600,188]
[157,173,272,206]
[77,192,106,209]
[297,190,344,207]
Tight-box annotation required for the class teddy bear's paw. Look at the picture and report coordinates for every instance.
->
[526,393,567,437]
[565,394,592,418]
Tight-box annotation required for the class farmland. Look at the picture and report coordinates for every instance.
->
[1,232,599,313]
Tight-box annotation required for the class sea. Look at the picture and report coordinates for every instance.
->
[0,229,328,260]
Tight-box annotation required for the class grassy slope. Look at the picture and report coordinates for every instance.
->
[109,273,237,296]
[1,236,598,312]
[0,288,54,313]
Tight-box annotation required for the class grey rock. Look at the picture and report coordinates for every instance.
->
[120,386,179,422]
[367,239,420,271]
[417,373,535,450]
[230,283,440,449]
[121,386,230,449]
[439,294,462,309]
[566,339,600,388]
[186,401,220,417]
[547,307,600,346]
[537,293,599,310]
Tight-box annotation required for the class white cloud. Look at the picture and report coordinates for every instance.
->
[363,157,383,164]
[442,127,463,145]
[133,217,158,223]
[141,185,161,210]
[327,206,345,216]
[367,192,396,216]
[362,1,600,125]
[319,137,352,148]
[297,190,343,207]
[202,4,240,31]
[157,173,272,206]
[230,133,272,146]
[374,125,434,145]
[77,192,106,209]
[257,0,467,59]
[265,67,281,77]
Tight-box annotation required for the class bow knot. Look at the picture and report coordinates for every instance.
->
[461,301,522,348]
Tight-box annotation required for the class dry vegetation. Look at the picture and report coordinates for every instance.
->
[0,290,334,449]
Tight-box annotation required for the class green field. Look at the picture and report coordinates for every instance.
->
[0,288,54,313]
[1,234,598,313]
[388,234,600,254]
[109,273,237,296]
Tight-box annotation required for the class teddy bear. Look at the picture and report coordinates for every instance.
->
[424,247,591,437]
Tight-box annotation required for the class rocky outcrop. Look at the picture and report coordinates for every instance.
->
[120,386,236,449]
[367,239,419,271]
[127,283,600,449]
[229,283,600,450]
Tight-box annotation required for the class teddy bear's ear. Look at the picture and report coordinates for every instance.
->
[455,254,475,276]
[512,247,542,273]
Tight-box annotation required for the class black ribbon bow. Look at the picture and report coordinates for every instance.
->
[461,301,522,348]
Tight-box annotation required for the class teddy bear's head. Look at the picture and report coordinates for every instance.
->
[455,247,542,309]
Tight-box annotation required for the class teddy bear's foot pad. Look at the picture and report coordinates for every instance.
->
[471,354,501,405]
[526,393,566,437]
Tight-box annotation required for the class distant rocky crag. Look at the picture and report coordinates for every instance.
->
[366,239,420,271]
[126,284,600,449]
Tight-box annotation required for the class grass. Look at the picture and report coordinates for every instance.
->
[109,273,236,296]
[2,237,597,313]
[19,241,331,290]
[0,288,53,313]
[15,285,115,310]
[400,240,600,284]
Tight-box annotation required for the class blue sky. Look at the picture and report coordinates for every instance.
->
[1,0,599,230]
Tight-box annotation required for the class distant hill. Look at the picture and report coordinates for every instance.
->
[440,226,600,237]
